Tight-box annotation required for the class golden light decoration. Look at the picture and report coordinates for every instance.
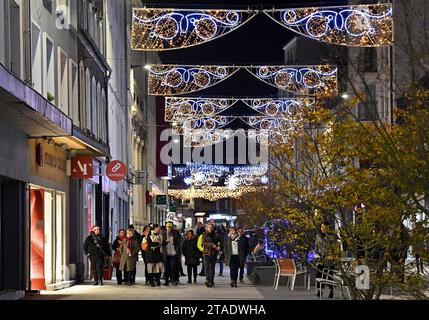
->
[165,97,237,122]
[172,115,236,135]
[148,65,239,95]
[182,129,239,147]
[245,65,338,97]
[132,8,257,51]
[264,3,393,47]
[168,185,267,201]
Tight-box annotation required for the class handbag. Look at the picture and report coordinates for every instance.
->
[113,250,121,268]
[141,238,149,251]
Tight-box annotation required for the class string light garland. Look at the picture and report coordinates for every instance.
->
[168,185,267,201]
[132,8,257,51]
[264,3,393,47]
[148,65,239,95]
[242,98,315,116]
[245,65,338,97]
[172,115,235,134]
[182,128,239,147]
[148,65,338,96]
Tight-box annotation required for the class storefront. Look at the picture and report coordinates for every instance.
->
[29,139,69,290]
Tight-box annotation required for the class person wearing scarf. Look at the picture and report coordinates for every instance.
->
[197,222,222,287]
[224,227,247,287]
[83,225,111,286]
[164,221,181,286]
[119,229,140,286]
[146,224,167,287]
[111,229,126,285]
[141,225,152,285]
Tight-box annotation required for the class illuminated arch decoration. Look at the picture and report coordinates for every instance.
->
[168,185,266,201]
[148,65,239,95]
[245,65,338,97]
[176,163,230,187]
[132,8,257,51]
[264,4,393,47]
[165,97,237,122]
[172,115,236,135]
[183,129,235,148]
[242,98,315,116]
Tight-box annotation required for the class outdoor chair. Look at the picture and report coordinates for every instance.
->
[273,258,310,290]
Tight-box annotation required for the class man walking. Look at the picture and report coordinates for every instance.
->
[128,224,142,284]
[237,227,249,283]
[197,223,222,287]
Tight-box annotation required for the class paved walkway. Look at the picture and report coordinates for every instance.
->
[27,261,318,300]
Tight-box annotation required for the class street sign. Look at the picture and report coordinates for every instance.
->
[156,195,167,206]
[106,160,127,181]
[70,156,93,179]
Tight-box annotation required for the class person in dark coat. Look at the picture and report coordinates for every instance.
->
[164,221,181,286]
[237,227,249,282]
[216,227,227,276]
[146,224,167,287]
[141,225,152,284]
[83,225,111,286]
[182,230,200,284]
[119,228,140,285]
[128,224,142,284]
[194,222,206,276]
[111,229,126,285]
[225,227,247,287]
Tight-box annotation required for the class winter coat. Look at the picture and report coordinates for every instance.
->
[119,237,140,272]
[182,237,200,265]
[197,231,222,257]
[84,232,111,259]
[146,232,167,264]
[224,234,247,266]
[165,229,181,256]
[112,236,124,252]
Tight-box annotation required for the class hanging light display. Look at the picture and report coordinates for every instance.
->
[148,65,239,95]
[172,115,236,135]
[149,65,337,96]
[242,98,315,116]
[183,128,237,147]
[165,97,237,122]
[264,3,393,47]
[169,185,266,201]
[132,8,257,51]
[245,65,338,97]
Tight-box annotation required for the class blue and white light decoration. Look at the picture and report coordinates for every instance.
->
[242,98,315,117]
[172,115,235,135]
[175,163,269,188]
[264,3,393,47]
[245,65,338,97]
[148,65,239,96]
[132,8,257,51]
[165,97,237,122]
[182,129,237,148]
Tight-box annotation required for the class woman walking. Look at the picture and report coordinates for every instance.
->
[141,225,152,285]
[112,229,126,285]
[224,227,247,287]
[119,228,140,286]
[146,224,167,287]
[182,230,200,284]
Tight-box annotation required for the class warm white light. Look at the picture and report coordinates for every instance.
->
[144,64,152,70]
[341,93,350,99]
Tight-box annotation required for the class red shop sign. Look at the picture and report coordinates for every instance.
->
[71,156,93,179]
[106,160,127,181]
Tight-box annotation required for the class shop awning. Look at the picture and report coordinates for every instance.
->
[0,63,72,137]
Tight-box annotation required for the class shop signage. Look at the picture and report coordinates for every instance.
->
[106,160,127,181]
[156,194,167,206]
[70,156,93,179]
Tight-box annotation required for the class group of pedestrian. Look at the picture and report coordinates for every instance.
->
[84,221,252,288]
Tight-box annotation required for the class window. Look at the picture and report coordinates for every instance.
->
[58,48,69,114]
[70,60,78,124]
[358,85,378,121]
[79,62,87,128]
[85,69,91,131]
[359,48,378,72]
[10,0,22,78]
[44,35,55,103]
[31,22,43,94]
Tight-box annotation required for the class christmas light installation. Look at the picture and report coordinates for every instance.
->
[165,97,237,122]
[183,128,237,147]
[148,65,239,95]
[242,98,315,116]
[264,3,393,47]
[148,65,338,96]
[172,116,236,135]
[245,65,338,97]
[168,185,266,202]
[132,8,257,51]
